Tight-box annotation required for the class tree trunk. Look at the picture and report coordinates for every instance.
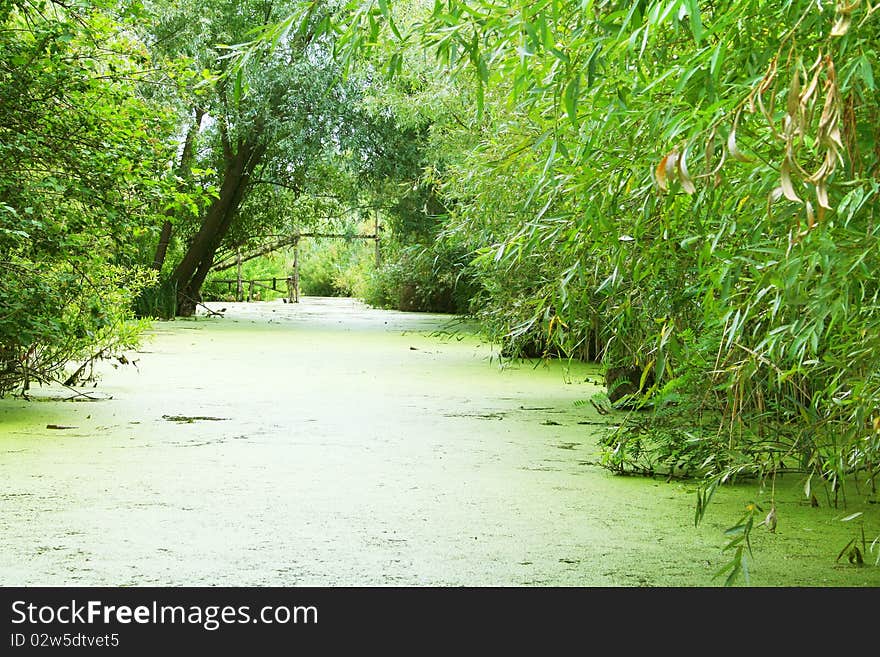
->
[151,220,174,271]
[172,141,265,315]
[152,108,204,271]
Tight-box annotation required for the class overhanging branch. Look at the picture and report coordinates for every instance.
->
[212,231,379,271]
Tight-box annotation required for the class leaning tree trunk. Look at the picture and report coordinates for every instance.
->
[152,108,204,271]
[171,141,265,316]
[182,160,255,303]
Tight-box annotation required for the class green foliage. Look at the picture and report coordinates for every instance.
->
[364,241,476,313]
[0,0,179,394]
[133,277,179,319]
[298,239,372,297]
[713,501,761,587]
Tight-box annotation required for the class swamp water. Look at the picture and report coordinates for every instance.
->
[1,298,877,586]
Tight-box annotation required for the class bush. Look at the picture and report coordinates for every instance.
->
[362,243,476,313]
[0,261,154,395]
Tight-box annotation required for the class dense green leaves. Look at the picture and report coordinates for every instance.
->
[0,0,180,393]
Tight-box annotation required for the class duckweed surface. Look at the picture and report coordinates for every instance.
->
[1,298,877,586]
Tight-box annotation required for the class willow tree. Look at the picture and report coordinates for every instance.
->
[132,1,339,314]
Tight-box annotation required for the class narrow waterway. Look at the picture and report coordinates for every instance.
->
[1,298,877,586]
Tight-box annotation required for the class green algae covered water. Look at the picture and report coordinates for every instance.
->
[1,298,878,586]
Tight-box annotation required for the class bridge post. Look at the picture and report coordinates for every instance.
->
[292,236,300,303]
[235,249,243,302]
[374,212,381,268]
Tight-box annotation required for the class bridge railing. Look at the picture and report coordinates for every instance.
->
[211,277,299,303]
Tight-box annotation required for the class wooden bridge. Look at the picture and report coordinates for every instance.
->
[211,225,381,303]
[211,275,301,303]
